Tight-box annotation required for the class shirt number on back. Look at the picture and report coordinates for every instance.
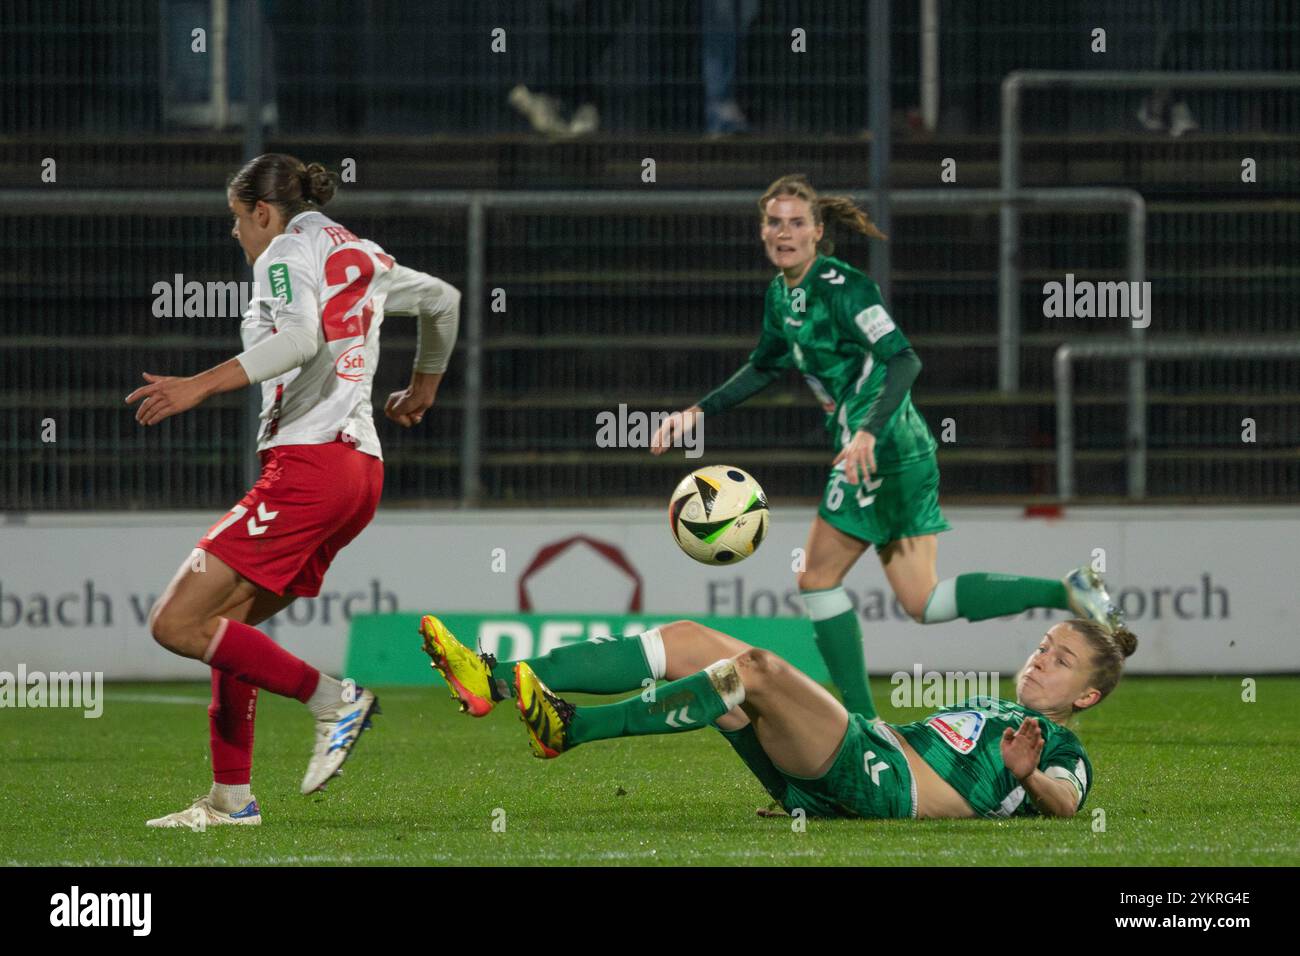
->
[322,248,383,342]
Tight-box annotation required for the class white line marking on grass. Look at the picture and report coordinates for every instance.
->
[4,852,452,867]
[106,693,210,705]
[9,842,1299,867]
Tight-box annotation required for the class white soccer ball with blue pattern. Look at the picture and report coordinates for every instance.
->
[668,465,769,565]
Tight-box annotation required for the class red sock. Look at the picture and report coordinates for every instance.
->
[206,618,321,702]
[209,669,258,785]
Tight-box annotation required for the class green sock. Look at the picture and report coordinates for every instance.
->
[951,573,1071,622]
[803,587,877,720]
[488,634,656,697]
[569,662,741,746]
[717,723,789,805]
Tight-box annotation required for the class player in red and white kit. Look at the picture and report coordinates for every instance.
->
[126,153,460,828]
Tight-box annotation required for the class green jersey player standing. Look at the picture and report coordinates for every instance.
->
[651,174,1125,722]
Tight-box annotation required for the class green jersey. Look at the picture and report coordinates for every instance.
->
[892,696,1093,818]
[751,254,937,470]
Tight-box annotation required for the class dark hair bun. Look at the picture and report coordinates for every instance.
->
[301,162,338,206]
[1112,626,1138,659]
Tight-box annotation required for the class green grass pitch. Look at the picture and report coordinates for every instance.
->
[3,676,1297,866]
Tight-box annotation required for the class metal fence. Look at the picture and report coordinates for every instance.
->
[1000,69,1300,392]
[5,185,1296,510]
[4,1,1297,136]
[1056,341,1300,500]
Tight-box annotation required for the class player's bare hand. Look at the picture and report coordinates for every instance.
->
[125,372,208,426]
[1000,717,1045,781]
[385,386,434,427]
[650,406,701,456]
[832,429,877,485]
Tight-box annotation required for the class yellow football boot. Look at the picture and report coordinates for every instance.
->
[514,662,575,759]
[419,614,499,717]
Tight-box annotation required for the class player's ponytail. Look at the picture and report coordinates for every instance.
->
[758,173,888,255]
[228,153,338,219]
[1067,617,1138,712]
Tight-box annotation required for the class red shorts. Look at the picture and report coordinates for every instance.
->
[198,439,384,598]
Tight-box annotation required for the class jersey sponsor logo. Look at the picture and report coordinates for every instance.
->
[335,343,367,382]
[267,262,293,303]
[853,305,895,343]
[926,710,986,754]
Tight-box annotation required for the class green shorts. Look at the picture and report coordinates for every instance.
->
[818,452,951,547]
[780,715,917,820]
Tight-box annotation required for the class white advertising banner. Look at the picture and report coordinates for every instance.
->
[0,506,1291,678]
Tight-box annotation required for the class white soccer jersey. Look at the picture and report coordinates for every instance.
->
[241,210,456,459]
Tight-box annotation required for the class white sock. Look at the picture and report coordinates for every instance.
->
[307,674,346,718]
[801,586,854,621]
[922,578,958,623]
[639,628,667,680]
[704,659,746,710]
[210,782,252,812]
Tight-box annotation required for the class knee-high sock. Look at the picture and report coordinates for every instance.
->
[488,630,665,696]
[568,659,744,746]
[922,574,1071,624]
[205,618,320,701]
[802,587,877,721]
[717,722,789,804]
[208,669,257,785]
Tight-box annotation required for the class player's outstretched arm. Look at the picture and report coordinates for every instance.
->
[125,359,250,426]
[128,247,322,426]
[649,405,702,455]
[649,359,783,456]
[651,290,790,455]
[383,264,461,427]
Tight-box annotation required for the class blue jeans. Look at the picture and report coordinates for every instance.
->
[702,0,760,132]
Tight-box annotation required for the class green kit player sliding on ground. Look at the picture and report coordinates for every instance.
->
[419,613,1136,820]
[650,173,1124,722]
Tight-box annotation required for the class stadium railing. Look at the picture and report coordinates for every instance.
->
[1055,340,1300,501]
[5,186,1141,510]
[1000,71,1300,391]
[8,3,1297,137]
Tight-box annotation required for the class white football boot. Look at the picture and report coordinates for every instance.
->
[300,687,380,795]
[146,794,261,829]
[508,84,568,135]
[1063,565,1125,633]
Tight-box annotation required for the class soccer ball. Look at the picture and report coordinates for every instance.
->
[668,465,769,565]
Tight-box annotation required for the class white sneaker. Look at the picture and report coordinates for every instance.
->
[1063,566,1124,632]
[300,688,380,795]
[508,84,568,135]
[1136,97,1167,132]
[1168,102,1199,138]
[146,794,261,829]
[568,103,600,135]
